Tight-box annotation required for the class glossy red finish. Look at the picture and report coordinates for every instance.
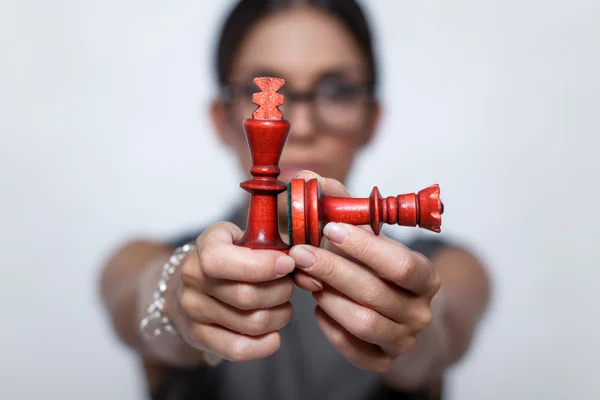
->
[290,179,306,247]
[235,76,443,251]
[235,117,291,252]
[252,77,285,120]
[288,179,444,246]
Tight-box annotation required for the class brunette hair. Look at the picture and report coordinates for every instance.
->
[214,0,378,94]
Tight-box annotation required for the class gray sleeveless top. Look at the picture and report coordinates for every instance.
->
[153,208,447,400]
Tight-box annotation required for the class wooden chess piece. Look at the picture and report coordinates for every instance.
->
[236,77,444,252]
[287,178,443,247]
[234,77,292,252]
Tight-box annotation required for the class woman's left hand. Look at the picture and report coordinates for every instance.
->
[289,172,442,372]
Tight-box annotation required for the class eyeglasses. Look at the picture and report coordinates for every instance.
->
[221,79,374,134]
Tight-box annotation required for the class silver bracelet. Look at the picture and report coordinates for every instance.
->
[140,243,194,339]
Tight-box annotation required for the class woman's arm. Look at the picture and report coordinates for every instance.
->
[378,245,491,390]
[98,239,207,390]
[99,226,299,393]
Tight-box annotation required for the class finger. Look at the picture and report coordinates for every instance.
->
[321,236,353,257]
[289,244,411,321]
[181,222,243,288]
[204,275,295,310]
[191,323,281,363]
[322,222,439,296]
[199,220,245,244]
[197,225,296,282]
[314,306,393,373]
[313,287,405,351]
[181,290,293,336]
[294,172,371,239]
[295,170,351,198]
[292,270,323,292]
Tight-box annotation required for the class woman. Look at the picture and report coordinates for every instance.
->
[99,1,490,399]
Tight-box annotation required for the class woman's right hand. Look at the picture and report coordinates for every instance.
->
[170,221,296,363]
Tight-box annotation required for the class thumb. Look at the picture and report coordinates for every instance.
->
[295,170,351,198]
[295,171,373,237]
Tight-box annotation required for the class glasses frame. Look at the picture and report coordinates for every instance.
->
[219,81,376,135]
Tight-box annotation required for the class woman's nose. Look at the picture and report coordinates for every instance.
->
[285,101,316,140]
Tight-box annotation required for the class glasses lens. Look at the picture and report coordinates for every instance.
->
[225,81,371,133]
[314,82,369,131]
[225,84,255,118]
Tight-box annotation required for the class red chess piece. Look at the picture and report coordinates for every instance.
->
[287,179,444,246]
[235,76,444,252]
[234,77,291,252]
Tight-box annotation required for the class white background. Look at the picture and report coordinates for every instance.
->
[1,0,598,399]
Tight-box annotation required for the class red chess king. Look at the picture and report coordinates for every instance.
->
[234,77,292,252]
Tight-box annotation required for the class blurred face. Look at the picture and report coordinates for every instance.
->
[211,5,380,221]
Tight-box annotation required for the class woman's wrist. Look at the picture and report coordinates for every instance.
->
[135,247,208,367]
[379,287,451,389]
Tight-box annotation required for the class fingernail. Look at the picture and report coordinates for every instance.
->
[296,170,326,187]
[289,246,316,269]
[275,255,295,276]
[296,170,321,178]
[323,222,348,244]
[309,277,323,290]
